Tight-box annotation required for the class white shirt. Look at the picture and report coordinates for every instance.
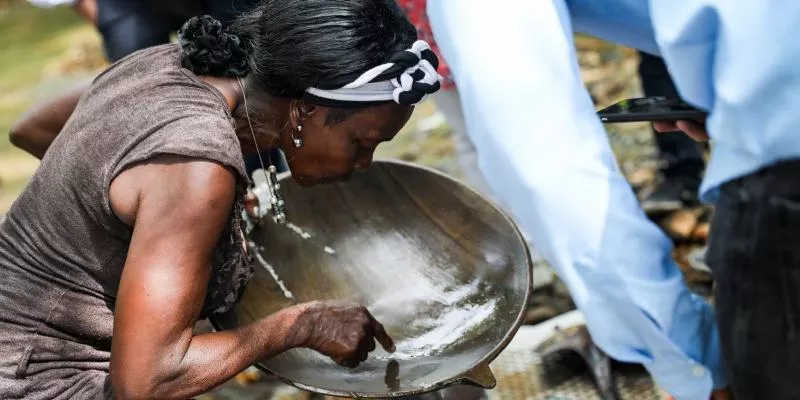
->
[425,0,776,398]
[27,0,76,8]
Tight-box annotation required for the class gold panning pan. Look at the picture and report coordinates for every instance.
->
[212,160,532,398]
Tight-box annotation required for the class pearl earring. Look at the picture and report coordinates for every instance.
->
[292,125,304,148]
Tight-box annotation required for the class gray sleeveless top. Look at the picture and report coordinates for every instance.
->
[0,44,252,399]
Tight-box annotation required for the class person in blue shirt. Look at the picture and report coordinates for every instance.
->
[428,1,800,399]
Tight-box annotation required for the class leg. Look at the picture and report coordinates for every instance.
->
[637,52,705,213]
[96,0,174,62]
[202,0,262,25]
[706,161,800,399]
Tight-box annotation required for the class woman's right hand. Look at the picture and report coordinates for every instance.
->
[292,300,395,368]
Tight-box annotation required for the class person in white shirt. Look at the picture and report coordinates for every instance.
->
[429,0,800,399]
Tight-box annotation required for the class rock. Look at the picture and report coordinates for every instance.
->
[397,144,422,162]
[691,222,710,242]
[525,305,560,325]
[626,166,657,189]
[234,367,264,386]
[659,209,700,240]
[579,51,603,68]
[673,245,714,290]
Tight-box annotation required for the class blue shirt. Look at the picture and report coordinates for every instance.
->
[426,0,800,398]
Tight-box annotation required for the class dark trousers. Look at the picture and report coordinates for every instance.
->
[97,0,261,62]
[706,160,800,399]
[638,52,705,181]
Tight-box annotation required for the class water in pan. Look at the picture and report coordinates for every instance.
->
[325,231,507,361]
[249,241,298,303]
[285,222,312,239]
[255,227,506,365]
[279,221,338,255]
[371,278,501,361]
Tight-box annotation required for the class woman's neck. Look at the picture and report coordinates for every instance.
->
[200,75,288,155]
[200,76,243,110]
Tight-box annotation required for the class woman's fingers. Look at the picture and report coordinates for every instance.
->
[368,313,395,353]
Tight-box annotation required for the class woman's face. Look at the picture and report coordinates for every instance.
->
[282,103,414,186]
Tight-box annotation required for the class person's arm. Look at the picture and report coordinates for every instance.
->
[427,1,725,399]
[9,83,88,159]
[654,120,709,141]
[72,0,97,24]
[109,155,393,399]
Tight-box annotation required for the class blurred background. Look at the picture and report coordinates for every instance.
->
[0,0,658,216]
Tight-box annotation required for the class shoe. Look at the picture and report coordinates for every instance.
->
[538,325,620,400]
[687,246,712,275]
[640,175,700,215]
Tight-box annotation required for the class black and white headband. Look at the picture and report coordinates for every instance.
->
[304,40,443,107]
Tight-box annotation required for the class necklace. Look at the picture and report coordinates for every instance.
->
[236,77,287,224]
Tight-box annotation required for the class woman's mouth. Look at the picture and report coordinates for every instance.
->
[318,172,353,184]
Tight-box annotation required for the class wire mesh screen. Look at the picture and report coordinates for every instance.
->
[489,341,662,400]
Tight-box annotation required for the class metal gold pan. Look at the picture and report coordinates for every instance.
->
[212,160,532,398]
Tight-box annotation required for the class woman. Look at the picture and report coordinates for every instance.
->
[0,0,441,398]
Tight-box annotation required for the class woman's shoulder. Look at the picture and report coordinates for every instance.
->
[136,112,248,180]
[62,44,248,182]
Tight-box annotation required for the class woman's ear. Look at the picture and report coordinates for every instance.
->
[289,100,317,128]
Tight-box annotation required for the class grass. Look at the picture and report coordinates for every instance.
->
[0,3,100,212]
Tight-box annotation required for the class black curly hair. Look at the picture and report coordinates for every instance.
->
[178,0,417,101]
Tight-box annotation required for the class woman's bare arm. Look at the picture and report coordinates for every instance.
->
[9,83,88,159]
[109,155,392,399]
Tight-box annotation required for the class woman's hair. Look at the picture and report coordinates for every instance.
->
[178,0,418,99]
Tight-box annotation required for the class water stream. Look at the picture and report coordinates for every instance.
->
[248,241,298,303]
